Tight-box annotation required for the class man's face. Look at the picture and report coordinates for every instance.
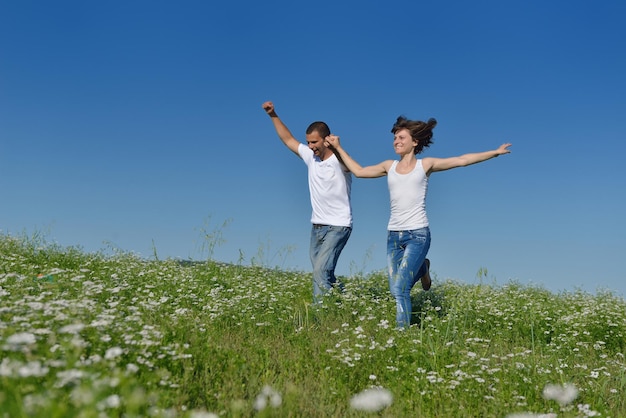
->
[306,131,327,158]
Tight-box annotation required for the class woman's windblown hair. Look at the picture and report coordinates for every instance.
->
[391,116,437,154]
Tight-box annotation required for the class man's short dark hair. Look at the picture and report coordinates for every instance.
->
[306,121,331,138]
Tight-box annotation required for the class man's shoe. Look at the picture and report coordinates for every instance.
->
[421,259,431,291]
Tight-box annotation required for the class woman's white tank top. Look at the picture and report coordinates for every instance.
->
[387,160,429,231]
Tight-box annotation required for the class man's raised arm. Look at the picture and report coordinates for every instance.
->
[262,101,300,155]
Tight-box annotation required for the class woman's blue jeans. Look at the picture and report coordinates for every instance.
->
[387,227,431,328]
[310,224,352,303]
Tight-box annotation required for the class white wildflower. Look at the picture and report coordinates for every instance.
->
[55,369,85,388]
[542,383,578,405]
[6,332,36,345]
[126,363,139,374]
[350,387,393,412]
[253,385,282,411]
[0,358,16,376]
[188,411,219,418]
[18,361,49,377]
[59,323,85,334]
[70,386,95,406]
[577,403,600,417]
[97,394,121,410]
[70,336,88,348]
[105,346,124,360]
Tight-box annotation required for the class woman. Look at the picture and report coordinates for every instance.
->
[325,116,511,328]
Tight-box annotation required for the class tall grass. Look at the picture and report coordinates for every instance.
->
[0,232,624,417]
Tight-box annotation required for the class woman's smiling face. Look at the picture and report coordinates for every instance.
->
[393,128,417,155]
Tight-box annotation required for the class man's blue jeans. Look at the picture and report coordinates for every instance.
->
[310,224,352,303]
[387,228,431,328]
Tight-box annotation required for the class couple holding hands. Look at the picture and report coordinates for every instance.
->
[262,101,511,328]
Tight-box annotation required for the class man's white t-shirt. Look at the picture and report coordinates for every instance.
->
[298,144,352,227]
[387,159,429,231]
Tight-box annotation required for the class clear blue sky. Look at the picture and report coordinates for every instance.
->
[2,1,625,296]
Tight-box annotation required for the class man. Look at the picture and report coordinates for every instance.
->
[262,101,352,303]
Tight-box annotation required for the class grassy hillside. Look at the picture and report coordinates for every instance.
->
[0,233,624,417]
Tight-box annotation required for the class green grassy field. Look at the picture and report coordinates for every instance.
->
[1,233,624,417]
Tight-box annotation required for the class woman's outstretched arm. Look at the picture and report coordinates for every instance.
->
[325,135,391,178]
[423,143,512,174]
